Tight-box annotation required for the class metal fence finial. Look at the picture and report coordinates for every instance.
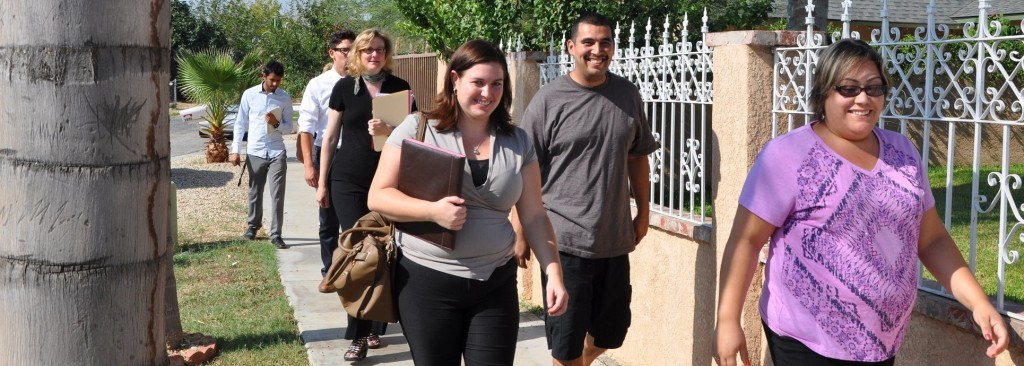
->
[683,12,691,43]
[663,16,671,49]
[701,8,709,36]
[841,0,852,39]
[645,18,653,49]
[804,0,816,29]
[629,21,637,55]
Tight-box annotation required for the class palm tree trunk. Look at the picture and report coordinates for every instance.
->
[0,1,171,364]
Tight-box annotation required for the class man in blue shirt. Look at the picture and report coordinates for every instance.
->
[230,60,294,249]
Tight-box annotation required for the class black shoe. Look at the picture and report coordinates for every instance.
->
[243,226,259,241]
[271,237,289,249]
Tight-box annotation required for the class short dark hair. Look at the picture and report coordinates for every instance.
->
[263,60,285,76]
[570,11,613,41]
[329,29,356,48]
[425,40,514,136]
[810,39,889,121]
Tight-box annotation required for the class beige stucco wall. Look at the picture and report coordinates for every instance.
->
[606,229,713,365]
[898,315,1024,365]
[517,227,711,365]
[707,31,785,366]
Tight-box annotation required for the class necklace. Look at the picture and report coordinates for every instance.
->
[471,139,486,156]
[466,136,487,156]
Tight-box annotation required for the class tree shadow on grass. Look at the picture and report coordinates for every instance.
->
[217,330,303,352]
[173,240,252,266]
[171,168,234,189]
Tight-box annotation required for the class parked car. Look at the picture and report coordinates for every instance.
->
[179,104,239,140]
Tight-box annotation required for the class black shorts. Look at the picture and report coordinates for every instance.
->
[542,252,632,361]
[763,321,896,366]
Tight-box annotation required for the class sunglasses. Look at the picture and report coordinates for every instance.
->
[361,47,387,55]
[833,85,888,98]
[331,47,351,55]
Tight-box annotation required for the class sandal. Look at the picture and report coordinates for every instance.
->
[343,338,367,361]
[365,334,382,349]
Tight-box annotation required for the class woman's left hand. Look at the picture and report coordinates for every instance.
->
[544,275,569,317]
[972,304,1009,358]
[367,118,393,136]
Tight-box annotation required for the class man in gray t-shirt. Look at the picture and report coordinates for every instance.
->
[515,11,659,366]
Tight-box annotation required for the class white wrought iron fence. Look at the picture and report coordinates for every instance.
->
[773,0,1024,320]
[531,12,713,225]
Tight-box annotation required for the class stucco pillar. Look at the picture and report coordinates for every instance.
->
[707,30,800,366]
[507,52,547,306]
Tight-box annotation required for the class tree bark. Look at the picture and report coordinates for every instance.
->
[0,1,172,364]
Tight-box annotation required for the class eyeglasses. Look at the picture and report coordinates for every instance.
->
[833,85,888,98]
[331,47,351,55]
[361,47,387,55]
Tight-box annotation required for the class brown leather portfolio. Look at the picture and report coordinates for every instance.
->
[397,138,465,250]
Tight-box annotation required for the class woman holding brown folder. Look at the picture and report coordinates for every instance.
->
[315,28,414,361]
[367,40,569,365]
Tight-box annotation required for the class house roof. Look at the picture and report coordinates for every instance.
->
[770,0,1023,25]
[949,1,1024,20]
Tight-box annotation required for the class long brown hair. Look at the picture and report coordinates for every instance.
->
[425,40,515,135]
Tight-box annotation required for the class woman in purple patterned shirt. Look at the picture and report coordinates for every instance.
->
[713,39,1009,366]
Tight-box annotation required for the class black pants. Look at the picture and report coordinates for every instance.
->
[395,256,519,366]
[312,148,340,277]
[331,179,387,340]
[763,321,895,366]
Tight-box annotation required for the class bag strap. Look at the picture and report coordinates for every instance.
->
[415,111,427,142]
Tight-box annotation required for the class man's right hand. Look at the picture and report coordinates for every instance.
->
[295,138,304,163]
[514,236,532,268]
[229,154,240,166]
[304,165,319,188]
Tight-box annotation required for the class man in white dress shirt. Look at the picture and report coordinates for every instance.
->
[296,29,355,274]
[230,60,293,249]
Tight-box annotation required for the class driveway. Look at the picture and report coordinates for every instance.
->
[170,114,208,157]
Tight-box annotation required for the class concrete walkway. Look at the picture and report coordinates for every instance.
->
[273,135,573,365]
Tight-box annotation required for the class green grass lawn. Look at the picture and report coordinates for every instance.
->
[174,240,306,365]
[927,163,1024,306]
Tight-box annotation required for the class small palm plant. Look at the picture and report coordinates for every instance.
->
[176,50,261,163]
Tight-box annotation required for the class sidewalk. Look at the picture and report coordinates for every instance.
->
[273,135,567,365]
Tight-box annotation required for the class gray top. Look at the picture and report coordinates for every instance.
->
[520,74,659,258]
[386,114,537,280]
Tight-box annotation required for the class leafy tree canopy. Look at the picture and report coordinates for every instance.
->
[396,0,773,57]
[171,0,228,80]
[185,0,423,95]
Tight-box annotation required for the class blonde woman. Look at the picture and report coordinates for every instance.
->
[316,28,414,361]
